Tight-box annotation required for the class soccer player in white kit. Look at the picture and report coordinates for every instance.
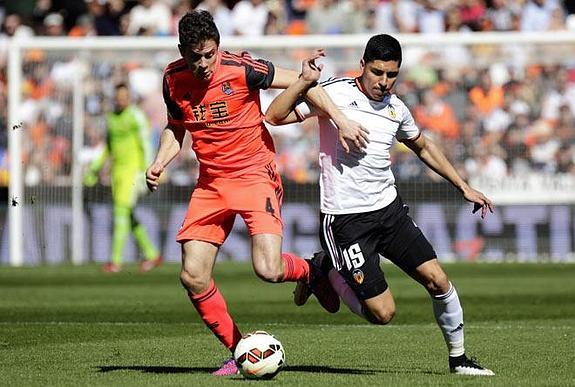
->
[265,34,495,376]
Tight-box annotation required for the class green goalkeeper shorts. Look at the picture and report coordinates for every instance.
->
[112,169,146,208]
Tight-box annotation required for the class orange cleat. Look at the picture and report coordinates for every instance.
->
[139,256,163,273]
[101,262,122,273]
[212,356,239,376]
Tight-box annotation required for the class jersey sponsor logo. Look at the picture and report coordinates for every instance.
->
[348,101,359,108]
[191,104,207,121]
[210,101,229,119]
[222,81,234,95]
[352,269,364,284]
[205,119,230,127]
[189,101,230,122]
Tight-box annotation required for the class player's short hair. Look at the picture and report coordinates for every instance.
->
[178,10,220,47]
[363,34,402,66]
[115,82,128,91]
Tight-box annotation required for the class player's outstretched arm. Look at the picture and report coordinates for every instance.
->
[403,134,494,218]
[146,125,185,192]
[305,82,370,153]
[269,51,369,153]
[265,50,324,125]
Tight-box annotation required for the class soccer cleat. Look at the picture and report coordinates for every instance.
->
[212,356,239,376]
[101,262,122,273]
[139,255,163,273]
[293,280,312,306]
[293,252,340,313]
[449,354,495,376]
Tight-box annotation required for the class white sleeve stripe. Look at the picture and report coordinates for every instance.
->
[320,77,352,88]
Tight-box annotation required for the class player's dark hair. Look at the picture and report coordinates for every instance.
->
[363,34,402,66]
[115,82,128,91]
[178,10,220,47]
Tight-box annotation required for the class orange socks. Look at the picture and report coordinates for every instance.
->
[189,254,309,352]
[281,252,310,282]
[188,280,242,352]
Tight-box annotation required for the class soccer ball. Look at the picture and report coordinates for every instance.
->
[233,331,285,379]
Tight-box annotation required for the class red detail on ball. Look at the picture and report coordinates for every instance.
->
[247,353,260,363]
[262,349,274,359]
[250,348,262,358]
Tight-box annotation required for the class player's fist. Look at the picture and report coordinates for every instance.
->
[300,49,325,84]
[146,162,164,192]
[83,171,98,187]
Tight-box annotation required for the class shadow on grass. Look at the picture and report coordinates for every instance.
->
[98,366,213,374]
[285,365,442,376]
[97,365,442,376]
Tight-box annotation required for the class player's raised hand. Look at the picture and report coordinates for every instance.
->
[464,187,494,219]
[299,48,369,153]
[336,118,370,153]
[146,162,164,192]
[300,49,325,84]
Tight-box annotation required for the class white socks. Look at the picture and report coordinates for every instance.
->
[328,269,364,317]
[432,282,465,357]
[329,271,466,358]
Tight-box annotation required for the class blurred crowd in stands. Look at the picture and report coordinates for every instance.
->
[1,0,575,38]
[0,0,574,187]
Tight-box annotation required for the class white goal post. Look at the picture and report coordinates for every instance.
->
[7,31,575,266]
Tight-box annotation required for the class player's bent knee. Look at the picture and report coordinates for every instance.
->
[254,268,283,283]
[253,259,284,283]
[179,269,210,294]
[424,270,450,294]
[364,306,395,325]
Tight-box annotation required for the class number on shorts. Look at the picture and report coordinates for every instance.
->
[265,197,275,216]
[342,243,365,270]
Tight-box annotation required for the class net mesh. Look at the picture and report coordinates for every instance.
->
[3,37,575,264]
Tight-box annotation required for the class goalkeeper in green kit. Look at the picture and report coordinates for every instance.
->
[84,83,162,273]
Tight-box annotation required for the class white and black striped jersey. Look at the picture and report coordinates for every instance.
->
[294,77,421,215]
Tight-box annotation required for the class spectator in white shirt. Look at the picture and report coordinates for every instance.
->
[231,0,269,36]
[196,0,233,36]
[485,0,519,31]
[541,68,575,121]
[127,0,172,36]
[520,0,561,31]
[417,1,446,34]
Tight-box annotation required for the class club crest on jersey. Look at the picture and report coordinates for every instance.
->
[222,81,233,95]
[352,269,364,284]
[387,105,396,119]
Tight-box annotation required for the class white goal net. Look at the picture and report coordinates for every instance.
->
[4,32,575,266]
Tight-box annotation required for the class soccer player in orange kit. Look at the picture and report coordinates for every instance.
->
[145,10,369,376]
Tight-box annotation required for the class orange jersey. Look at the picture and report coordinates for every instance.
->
[162,51,276,178]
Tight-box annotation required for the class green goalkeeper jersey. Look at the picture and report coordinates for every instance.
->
[90,105,152,174]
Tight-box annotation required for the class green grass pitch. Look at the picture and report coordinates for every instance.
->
[1,262,574,386]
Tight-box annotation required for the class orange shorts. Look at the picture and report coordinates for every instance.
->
[176,163,284,245]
